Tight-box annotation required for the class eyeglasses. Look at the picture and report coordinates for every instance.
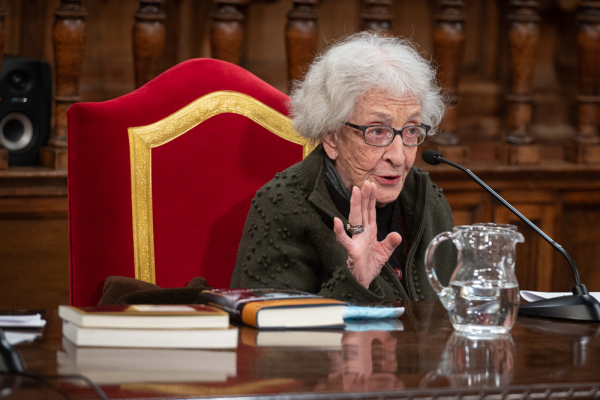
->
[344,122,431,147]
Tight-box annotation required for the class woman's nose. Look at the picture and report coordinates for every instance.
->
[382,135,406,166]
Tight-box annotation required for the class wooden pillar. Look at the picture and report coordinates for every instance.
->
[210,0,246,65]
[565,1,600,164]
[432,0,469,163]
[40,0,87,170]
[360,0,393,36]
[286,1,319,85]
[133,0,166,90]
[497,0,541,165]
[0,3,7,170]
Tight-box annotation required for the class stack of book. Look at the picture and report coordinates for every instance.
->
[58,304,238,349]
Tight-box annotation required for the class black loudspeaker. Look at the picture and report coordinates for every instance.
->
[0,55,52,166]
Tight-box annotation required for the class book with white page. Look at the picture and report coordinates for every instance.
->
[58,304,228,329]
[62,320,238,349]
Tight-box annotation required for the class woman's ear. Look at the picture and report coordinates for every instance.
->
[322,134,338,160]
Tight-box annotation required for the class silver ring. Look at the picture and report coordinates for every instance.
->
[346,223,364,235]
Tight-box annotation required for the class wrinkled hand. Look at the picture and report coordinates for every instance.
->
[333,182,402,288]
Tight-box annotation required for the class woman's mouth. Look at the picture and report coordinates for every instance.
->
[374,175,401,185]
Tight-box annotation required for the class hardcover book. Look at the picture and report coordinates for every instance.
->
[61,321,238,349]
[195,288,346,329]
[58,304,229,329]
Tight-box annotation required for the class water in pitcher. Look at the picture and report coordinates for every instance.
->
[449,281,519,335]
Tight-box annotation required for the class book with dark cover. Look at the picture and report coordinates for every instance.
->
[195,288,346,329]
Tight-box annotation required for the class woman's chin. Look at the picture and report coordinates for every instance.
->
[375,187,402,207]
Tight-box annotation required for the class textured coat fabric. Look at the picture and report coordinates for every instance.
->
[230,145,456,304]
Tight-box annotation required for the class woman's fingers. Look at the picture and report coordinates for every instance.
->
[349,186,362,227]
[367,182,377,228]
[381,232,402,255]
[360,183,372,226]
[333,217,354,249]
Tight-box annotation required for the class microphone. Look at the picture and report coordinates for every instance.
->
[422,149,600,322]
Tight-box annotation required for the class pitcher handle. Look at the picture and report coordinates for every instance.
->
[424,230,463,311]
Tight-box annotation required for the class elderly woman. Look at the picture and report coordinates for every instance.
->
[230,32,455,303]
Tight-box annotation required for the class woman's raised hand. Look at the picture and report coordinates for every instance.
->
[332,182,402,288]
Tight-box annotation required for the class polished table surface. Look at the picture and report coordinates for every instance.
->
[2,301,600,399]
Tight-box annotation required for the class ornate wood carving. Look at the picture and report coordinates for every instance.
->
[434,0,465,146]
[499,0,541,165]
[133,0,166,90]
[0,3,7,170]
[210,0,247,65]
[285,0,319,84]
[41,0,87,169]
[506,0,539,145]
[565,0,600,164]
[432,0,469,163]
[360,0,393,35]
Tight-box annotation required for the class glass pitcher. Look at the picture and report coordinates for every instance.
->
[420,332,515,388]
[425,225,524,335]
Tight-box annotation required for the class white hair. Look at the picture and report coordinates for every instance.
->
[289,32,445,142]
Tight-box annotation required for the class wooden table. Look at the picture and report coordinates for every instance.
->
[2,301,600,399]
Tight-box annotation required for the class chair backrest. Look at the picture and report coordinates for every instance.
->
[68,59,310,306]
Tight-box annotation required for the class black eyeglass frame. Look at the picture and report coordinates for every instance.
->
[344,122,431,147]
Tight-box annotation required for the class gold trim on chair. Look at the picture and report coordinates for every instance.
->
[128,90,314,283]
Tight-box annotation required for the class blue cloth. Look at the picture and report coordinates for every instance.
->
[342,306,405,320]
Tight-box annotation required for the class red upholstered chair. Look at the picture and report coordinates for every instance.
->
[68,59,312,306]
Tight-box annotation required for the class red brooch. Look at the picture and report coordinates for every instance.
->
[393,268,402,280]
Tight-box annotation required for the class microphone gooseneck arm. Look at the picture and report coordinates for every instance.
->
[428,151,584,293]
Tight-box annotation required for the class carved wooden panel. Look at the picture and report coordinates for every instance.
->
[494,203,556,292]
[132,0,166,89]
[51,0,87,143]
[506,0,540,145]
[285,0,319,83]
[210,0,246,65]
[564,0,600,164]
[555,191,600,293]
[0,216,69,309]
[360,0,393,35]
[444,191,491,227]
[433,0,466,146]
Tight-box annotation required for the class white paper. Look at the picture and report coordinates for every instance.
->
[0,314,47,328]
[4,331,42,345]
[521,290,600,303]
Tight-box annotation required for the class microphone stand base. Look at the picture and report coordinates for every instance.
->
[518,294,600,322]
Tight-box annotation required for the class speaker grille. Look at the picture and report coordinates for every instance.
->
[0,55,52,165]
[0,112,33,151]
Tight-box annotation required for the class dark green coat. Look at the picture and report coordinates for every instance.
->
[230,145,455,304]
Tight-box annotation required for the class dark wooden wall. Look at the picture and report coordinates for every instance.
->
[1,0,599,310]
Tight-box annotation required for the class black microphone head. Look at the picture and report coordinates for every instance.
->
[422,149,442,165]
